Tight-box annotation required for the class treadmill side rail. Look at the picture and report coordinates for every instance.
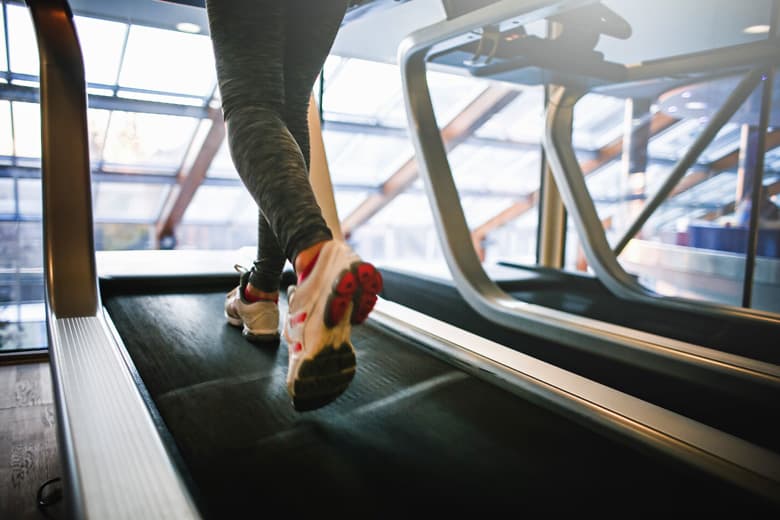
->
[48,313,201,520]
[370,297,780,503]
[27,0,203,517]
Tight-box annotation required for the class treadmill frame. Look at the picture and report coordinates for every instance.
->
[30,0,780,516]
[398,0,780,398]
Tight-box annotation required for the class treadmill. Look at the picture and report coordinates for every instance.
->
[29,0,780,518]
[386,0,780,450]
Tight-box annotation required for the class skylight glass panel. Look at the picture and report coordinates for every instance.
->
[449,143,541,196]
[118,24,216,97]
[586,161,621,200]
[427,70,489,127]
[0,178,14,214]
[461,195,515,229]
[102,111,198,170]
[17,178,42,217]
[649,119,739,161]
[0,101,13,156]
[327,133,412,186]
[6,4,38,76]
[321,129,357,164]
[183,185,253,223]
[92,182,169,222]
[87,108,110,165]
[207,138,240,179]
[573,93,625,150]
[371,192,434,226]
[73,16,127,86]
[0,6,7,72]
[11,102,41,158]
[321,58,402,124]
[333,188,373,219]
[230,196,259,224]
[473,87,545,143]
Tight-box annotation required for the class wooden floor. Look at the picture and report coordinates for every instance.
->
[0,362,63,520]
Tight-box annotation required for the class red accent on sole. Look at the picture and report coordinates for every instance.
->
[350,262,382,324]
[334,270,358,296]
[324,262,382,328]
[328,294,352,326]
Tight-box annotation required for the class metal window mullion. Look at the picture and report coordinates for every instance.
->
[742,66,775,308]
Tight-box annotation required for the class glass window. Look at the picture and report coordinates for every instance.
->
[461,195,516,229]
[0,178,14,214]
[0,101,13,156]
[449,142,541,196]
[118,24,216,97]
[474,87,545,143]
[0,5,7,72]
[206,136,240,179]
[333,189,373,220]
[6,4,38,77]
[573,93,625,150]
[92,182,169,222]
[73,16,128,86]
[182,185,255,224]
[87,108,111,166]
[321,58,404,125]
[17,178,41,217]
[102,111,199,171]
[427,70,489,127]
[326,131,412,186]
[11,102,40,158]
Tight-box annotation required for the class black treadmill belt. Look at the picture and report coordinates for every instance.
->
[496,262,779,364]
[378,268,780,453]
[103,287,773,516]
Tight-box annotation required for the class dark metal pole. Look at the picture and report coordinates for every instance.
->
[742,66,774,308]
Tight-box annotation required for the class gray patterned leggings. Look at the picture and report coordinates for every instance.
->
[205,0,350,292]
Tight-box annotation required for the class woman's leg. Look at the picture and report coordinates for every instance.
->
[205,0,334,292]
[281,0,349,273]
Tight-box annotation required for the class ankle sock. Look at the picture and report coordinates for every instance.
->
[297,250,321,284]
[243,286,278,303]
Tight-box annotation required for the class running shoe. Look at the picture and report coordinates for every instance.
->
[225,265,280,342]
[283,240,383,411]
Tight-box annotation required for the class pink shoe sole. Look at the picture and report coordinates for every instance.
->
[324,261,383,328]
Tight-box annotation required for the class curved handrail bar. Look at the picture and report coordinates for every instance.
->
[28,0,99,319]
[544,83,780,324]
[27,1,202,518]
[398,0,780,398]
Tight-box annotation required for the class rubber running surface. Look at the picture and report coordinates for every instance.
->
[378,267,780,453]
[101,279,776,517]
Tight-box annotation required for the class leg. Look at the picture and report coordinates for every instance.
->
[282,0,350,273]
[205,0,287,293]
[205,0,332,291]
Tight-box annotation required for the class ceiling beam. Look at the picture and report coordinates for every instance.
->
[155,107,225,246]
[340,85,521,237]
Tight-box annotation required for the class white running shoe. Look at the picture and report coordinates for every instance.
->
[225,265,280,342]
[283,240,383,411]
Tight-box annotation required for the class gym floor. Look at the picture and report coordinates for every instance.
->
[0,362,63,520]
